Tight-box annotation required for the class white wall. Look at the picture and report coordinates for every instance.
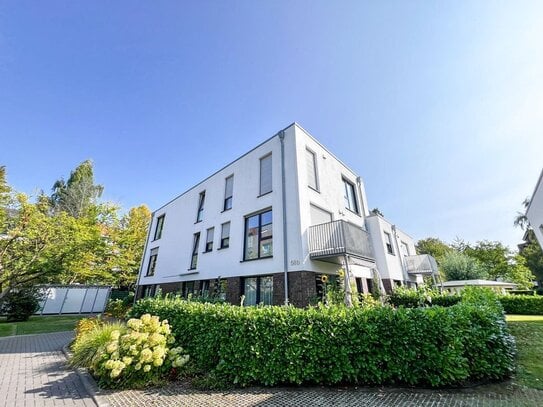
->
[288,125,372,276]
[527,169,543,250]
[138,129,291,287]
[365,215,421,284]
[137,122,423,289]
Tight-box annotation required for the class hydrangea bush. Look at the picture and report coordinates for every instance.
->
[90,314,189,388]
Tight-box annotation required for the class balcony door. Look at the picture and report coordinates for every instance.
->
[310,204,332,226]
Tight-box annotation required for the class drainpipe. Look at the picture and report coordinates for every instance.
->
[391,225,410,284]
[279,131,289,305]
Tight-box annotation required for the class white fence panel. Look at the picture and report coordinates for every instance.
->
[80,288,99,313]
[40,287,67,314]
[36,285,111,315]
[92,288,110,313]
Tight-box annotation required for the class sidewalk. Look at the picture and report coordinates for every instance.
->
[102,380,543,407]
[0,331,95,407]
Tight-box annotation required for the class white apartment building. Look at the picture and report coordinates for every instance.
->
[135,123,437,306]
[526,168,543,251]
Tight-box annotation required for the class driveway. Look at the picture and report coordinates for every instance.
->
[0,331,95,407]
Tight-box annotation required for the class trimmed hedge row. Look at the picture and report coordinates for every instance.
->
[499,295,543,315]
[389,288,543,315]
[129,296,515,388]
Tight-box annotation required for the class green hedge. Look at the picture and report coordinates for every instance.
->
[389,287,543,315]
[388,287,461,308]
[499,295,543,315]
[129,296,515,388]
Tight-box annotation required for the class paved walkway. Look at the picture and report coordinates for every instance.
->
[103,381,543,407]
[1,331,543,407]
[0,331,95,407]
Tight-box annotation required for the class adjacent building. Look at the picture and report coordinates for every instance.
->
[526,168,543,251]
[135,123,437,306]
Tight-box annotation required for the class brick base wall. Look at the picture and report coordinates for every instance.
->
[226,277,242,305]
[288,271,318,307]
[382,279,394,294]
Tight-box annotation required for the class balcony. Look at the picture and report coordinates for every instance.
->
[404,254,438,275]
[308,220,375,266]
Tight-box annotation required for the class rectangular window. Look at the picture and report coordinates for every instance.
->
[224,175,234,211]
[153,215,165,240]
[143,285,156,297]
[183,281,194,297]
[306,148,318,190]
[243,275,273,306]
[190,233,200,269]
[196,191,205,222]
[220,222,230,249]
[146,248,158,276]
[384,231,394,255]
[200,280,210,297]
[366,278,374,294]
[205,227,214,252]
[400,241,410,257]
[259,154,272,195]
[394,280,402,287]
[244,209,273,260]
[343,178,359,213]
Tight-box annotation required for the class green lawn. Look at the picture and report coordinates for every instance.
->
[506,315,543,390]
[0,315,86,337]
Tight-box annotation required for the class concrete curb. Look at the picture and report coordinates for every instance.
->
[62,344,111,407]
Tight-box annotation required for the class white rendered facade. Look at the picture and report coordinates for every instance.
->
[526,168,543,250]
[136,123,427,306]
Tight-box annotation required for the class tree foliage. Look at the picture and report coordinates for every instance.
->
[0,163,150,298]
[50,160,104,218]
[441,251,487,281]
[416,237,452,263]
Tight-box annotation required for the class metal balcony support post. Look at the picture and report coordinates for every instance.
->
[343,254,353,307]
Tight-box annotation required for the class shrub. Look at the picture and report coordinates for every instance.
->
[0,286,43,322]
[499,295,543,315]
[72,314,189,389]
[387,286,461,308]
[129,295,515,388]
[74,317,104,342]
[71,322,125,369]
[441,251,487,280]
[105,299,132,319]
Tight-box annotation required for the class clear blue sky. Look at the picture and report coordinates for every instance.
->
[1,1,542,249]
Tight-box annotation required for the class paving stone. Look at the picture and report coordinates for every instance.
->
[0,332,95,407]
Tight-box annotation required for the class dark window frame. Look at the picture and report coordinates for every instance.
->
[204,227,214,253]
[223,175,234,211]
[190,233,200,269]
[146,248,158,277]
[196,191,205,223]
[153,215,165,241]
[342,178,359,214]
[384,231,394,255]
[242,275,273,306]
[220,221,230,249]
[243,209,273,261]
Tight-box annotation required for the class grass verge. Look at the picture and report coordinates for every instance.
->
[506,314,543,390]
[0,315,87,337]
